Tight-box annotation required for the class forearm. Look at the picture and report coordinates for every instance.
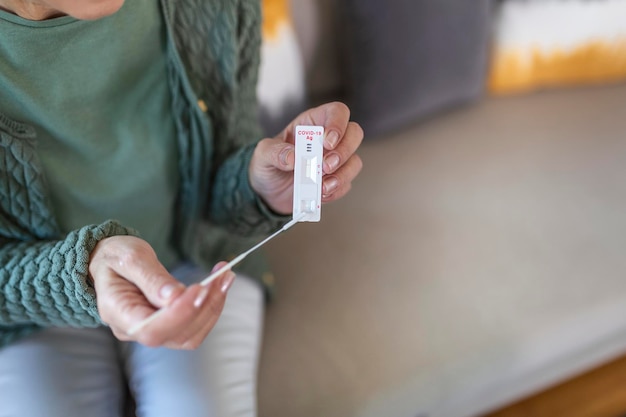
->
[0,220,136,328]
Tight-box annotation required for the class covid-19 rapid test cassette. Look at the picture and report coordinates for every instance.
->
[292,125,324,222]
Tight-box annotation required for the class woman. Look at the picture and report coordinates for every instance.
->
[0,0,363,416]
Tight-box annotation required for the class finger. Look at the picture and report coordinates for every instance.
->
[110,326,135,342]
[322,154,363,199]
[168,264,232,347]
[134,272,186,310]
[130,284,209,347]
[95,267,160,330]
[321,102,351,150]
[182,306,223,350]
[322,182,352,204]
[323,121,364,175]
[183,296,233,349]
[253,137,296,172]
[164,282,221,349]
[134,265,236,348]
[177,271,236,350]
[278,102,351,150]
[110,245,185,309]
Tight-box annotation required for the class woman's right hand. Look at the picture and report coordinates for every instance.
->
[89,236,234,349]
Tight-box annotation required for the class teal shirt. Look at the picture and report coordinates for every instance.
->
[0,0,179,267]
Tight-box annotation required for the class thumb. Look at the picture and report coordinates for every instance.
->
[123,262,186,309]
[91,236,186,310]
[255,137,295,172]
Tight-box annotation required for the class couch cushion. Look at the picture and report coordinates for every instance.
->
[337,0,492,137]
[259,83,626,417]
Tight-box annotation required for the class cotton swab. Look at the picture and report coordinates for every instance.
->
[127,214,305,336]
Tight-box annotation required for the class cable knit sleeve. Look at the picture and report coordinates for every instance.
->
[0,220,137,346]
[208,0,290,235]
[1,115,139,346]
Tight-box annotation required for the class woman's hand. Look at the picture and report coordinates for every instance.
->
[89,236,234,349]
[249,102,364,214]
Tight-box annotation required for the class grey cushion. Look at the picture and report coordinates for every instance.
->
[338,0,493,136]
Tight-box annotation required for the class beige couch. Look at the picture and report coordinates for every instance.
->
[257,4,626,415]
[259,81,626,417]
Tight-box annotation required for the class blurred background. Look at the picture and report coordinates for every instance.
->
[255,1,626,417]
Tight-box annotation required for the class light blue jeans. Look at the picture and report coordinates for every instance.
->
[0,264,264,417]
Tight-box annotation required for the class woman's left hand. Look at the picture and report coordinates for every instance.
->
[249,102,364,214]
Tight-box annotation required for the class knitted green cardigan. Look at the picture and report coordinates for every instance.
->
[0,0,286,348]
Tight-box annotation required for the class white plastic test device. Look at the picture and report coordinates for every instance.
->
[292,125,324,222]
[127,126,324,336]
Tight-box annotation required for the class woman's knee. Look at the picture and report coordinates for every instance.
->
[0,327,124,417]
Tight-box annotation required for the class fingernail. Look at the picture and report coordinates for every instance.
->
[323,153,340,173]
[194,286,210,308]
[279,145,294,167]
[326,131,339,149]
[221,273,235,293]
[160,283,184,300]
[323,176,339,196]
